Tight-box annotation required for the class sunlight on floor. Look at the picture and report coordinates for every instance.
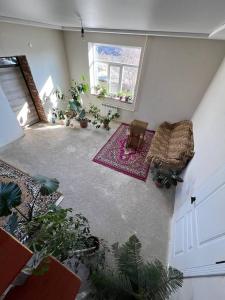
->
[31,124,64,131]
[17,102,29,126]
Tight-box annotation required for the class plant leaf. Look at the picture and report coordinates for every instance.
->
[0,182,22,217]
[4,212,19,235]
[33,175,59,196]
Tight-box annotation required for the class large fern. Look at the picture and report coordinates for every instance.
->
[90,235,183,300]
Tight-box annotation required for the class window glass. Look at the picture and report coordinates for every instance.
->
[121,66,138,96]
[94,62,108,88]
[109,66,120,95]
[0,57,18,67]
[94,45,141,66]
[89,43,142,103]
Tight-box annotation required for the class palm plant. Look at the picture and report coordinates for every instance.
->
[90,235,183,300]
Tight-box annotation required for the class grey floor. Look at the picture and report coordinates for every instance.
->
[0,122,174,263]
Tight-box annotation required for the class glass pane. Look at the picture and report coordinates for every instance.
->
[94,62,108,88]
[94,44,141,66]
[121,66,138,98]
[0,57,18,66]
[109,66,120,96]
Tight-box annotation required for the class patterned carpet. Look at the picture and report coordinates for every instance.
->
[0,159,63,226]
[93,123,154,181]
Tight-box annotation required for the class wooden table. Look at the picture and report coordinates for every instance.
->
[126,120,148,150]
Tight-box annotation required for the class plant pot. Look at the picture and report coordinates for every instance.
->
[65,118,70,127]
[80,119,88,128]
[103,120,110,130]
[155,181,163,188]
[58,119,65,125]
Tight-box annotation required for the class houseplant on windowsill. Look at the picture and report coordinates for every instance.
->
[95,85,108,100]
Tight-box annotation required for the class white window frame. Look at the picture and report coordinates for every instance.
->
[88,42,143,111]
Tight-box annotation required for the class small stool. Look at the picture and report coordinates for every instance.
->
[126,120,148,150]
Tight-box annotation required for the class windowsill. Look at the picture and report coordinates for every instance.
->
[91,93,136,112]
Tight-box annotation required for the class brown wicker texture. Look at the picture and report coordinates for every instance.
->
[147,120,194,170]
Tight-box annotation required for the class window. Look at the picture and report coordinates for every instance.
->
[0,57,18,67]
[89,43,142,104]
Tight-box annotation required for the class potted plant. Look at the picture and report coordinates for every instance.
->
[1,178,100,264]
[77,109,89,128]
[57,110,65,125]
[151,164,183,188]
[88,235,183,299]
[66,78,89,128]
[89,104,120,130]
[0,176,60,233]
[95,85,107,99]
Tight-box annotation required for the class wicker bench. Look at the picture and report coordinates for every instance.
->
[147,120,194,170]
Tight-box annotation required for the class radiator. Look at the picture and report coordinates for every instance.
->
[101,103,118,116]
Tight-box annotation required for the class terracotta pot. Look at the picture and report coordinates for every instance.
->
[80,119,88,128]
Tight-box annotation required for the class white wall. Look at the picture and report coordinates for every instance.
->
[63,31,225,129]
[175,55,225,209]
[0,86,23,147]
[0,22,70,120]
[171,54,225,300]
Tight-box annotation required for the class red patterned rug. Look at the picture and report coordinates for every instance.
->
[93,123,154,181]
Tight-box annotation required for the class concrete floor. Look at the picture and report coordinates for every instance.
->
[0,122,174,263]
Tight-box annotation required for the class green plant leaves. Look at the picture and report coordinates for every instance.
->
[0,182,22,217]
[33,175,59,196]
[26,206,96,262]
[4,212,19,234]
[91,235,183,300]
[151,166,183,189]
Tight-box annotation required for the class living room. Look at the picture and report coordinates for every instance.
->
[1,1,225,299]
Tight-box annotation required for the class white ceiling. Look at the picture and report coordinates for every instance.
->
[1,0,225,38]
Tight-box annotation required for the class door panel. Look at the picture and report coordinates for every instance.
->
[170,166,225,276]
[174,216,185,256]
[196,185,225,247]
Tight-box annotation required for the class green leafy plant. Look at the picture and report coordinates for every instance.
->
[90,235,183,300]
[151,165,183,188]
[58,110,65,120]
[2,176,59,235]
[54,88,65,101]
[33,175,59,196]
[0,182,22,217]
[69,77,89,101]
[95,85,108,99]
[68,78,90,127]
[26,205,98,262]
[89,104,120,130]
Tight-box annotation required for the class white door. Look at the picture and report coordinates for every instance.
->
[170,166,225,277]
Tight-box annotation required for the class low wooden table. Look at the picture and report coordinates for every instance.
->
[126,120,148,150]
